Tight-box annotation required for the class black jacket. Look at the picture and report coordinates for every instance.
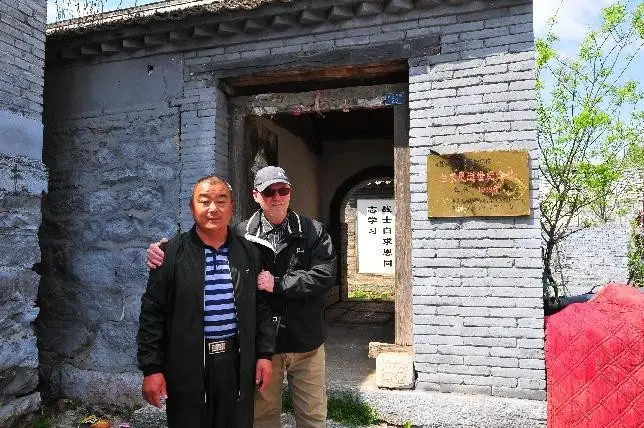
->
[137,226,275,428]
[237,210,337,353]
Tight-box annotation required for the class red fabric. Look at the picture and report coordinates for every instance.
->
[545,284,644,428]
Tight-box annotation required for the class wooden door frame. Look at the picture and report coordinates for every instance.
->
[228,83,412,346]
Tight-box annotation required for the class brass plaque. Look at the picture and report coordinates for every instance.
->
[427,150,530,217]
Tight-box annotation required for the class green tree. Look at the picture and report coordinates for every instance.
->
[536,2,644,304]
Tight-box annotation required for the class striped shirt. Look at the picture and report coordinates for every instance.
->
[203,246,238,340]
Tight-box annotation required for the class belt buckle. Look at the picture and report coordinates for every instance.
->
[208,341,226,354]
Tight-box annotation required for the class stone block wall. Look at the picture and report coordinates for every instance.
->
[408,3,544,401]
[37,106,180,403]
[0,0,47,425]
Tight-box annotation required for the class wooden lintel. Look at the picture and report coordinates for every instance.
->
[298,10,325,25]
[224,61,406,89]
[100,42,121,53]
[244,18,268,33]
[385,0,414,13]
[356,2,382,17]
[190,36,438,80]
[193,25,217,38]
[80,46,99,56]
[122,38,143,50]
[270,15,296,30]
[328,5,353,21]
[229,83,406,116]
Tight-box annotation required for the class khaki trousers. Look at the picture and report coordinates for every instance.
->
[254,344,327,428]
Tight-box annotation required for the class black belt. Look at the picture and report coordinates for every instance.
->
[205,336,237,354]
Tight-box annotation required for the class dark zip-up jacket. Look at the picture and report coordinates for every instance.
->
[237,210,337,353]
[137,226,275,428]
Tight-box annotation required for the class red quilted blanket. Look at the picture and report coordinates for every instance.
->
[546,284,644,428]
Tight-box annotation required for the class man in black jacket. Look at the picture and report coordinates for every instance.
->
[146,167,337,428]
[137,175,275,428]
[241,166,337,428]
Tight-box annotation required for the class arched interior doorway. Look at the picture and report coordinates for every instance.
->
[328,166,395,302]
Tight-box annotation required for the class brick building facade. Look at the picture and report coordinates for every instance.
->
[36,0,544,425]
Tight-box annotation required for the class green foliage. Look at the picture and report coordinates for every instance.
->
[537,1,644,302]
[327,392,380,426]
[627,213,644,286]
[34,416,53,428]
[281,390,380,426]
[403,421,414,428]
[348,290,393,301]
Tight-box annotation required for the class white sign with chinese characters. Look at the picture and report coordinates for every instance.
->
[356,199,395,274]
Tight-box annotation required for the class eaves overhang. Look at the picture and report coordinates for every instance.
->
[46,0,470,62]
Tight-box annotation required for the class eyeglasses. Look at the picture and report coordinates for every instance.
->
[260,187,291,197]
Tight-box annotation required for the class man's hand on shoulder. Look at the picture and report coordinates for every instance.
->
[146,238,168,269]
[142,373,167,408]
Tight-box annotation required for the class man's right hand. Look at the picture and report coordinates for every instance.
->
[142,373,167,408]
[146,238,168,269]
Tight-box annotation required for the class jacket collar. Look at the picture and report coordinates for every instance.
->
[189,225,235,250]
[244,209,302,251]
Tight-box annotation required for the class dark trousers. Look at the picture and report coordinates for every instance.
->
[166,347,239,428]
[205,347,240,428]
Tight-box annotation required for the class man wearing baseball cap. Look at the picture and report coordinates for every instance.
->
[146,166,337,427]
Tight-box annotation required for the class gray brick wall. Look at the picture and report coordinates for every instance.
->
[0,0,46,120]
[0,0,47,424]
[408,6,543,400]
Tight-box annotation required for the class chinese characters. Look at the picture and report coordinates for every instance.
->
[357,199,395,274]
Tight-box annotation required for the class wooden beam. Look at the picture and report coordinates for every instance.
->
[394,101,413,347]
[230,83,406,116]
[224,61,407,89]
[189,36,439,79]
[229,115,250,223]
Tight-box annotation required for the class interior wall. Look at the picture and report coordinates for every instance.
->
[319,138,394,224]
[253,116,320,219]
